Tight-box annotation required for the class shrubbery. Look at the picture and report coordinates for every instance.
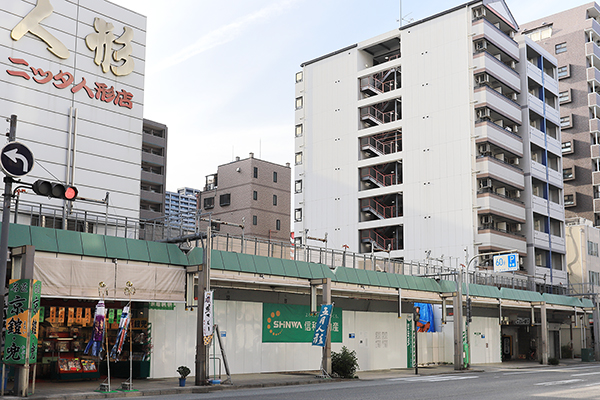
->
[331,346,359,378]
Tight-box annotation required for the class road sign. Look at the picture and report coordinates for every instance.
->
[493,253,519,273]
[0,142,34,178]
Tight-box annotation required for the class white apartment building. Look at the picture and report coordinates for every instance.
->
[294,0,567,288]
[165,187,200,230]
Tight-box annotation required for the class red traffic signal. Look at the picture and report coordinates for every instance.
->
[32,180,78,201]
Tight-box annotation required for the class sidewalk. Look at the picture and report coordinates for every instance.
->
[5,359,596,399]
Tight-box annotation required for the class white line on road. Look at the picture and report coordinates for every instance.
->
[571,371,600,377]
[390,375,479,382]
[535,379,584,386]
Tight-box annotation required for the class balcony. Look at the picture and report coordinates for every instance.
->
[594,198,600,212]
[527,61,543,86]
[591,118,600,132]
[593,171,600,185]
[548,168,562,188]
[477,227,526,254]
[544,72,559,95]
[477,191,525,222]
[473,52,520,91]
[472,18,519,61]
[531,195,548,216]
[592,144,600,158]
[584,16,600,37]
[549,201,564,221]
[586,41,600,63]
[545,103,560,124]
[474,86,521,124]
[589,92,600,113]
[476,156,524,188]
[528,93,544,118]
[475,122,522,156]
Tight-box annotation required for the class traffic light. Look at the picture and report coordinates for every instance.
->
[32,180,78,200]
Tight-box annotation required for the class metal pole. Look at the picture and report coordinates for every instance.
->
[196,224,211,386]
[0,115,17,364]
[322,278,332,375]
[454,269,463,370]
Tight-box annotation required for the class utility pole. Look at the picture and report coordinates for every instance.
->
[195,223,211,386]
[453,268,463,370]
[0,115,17,356]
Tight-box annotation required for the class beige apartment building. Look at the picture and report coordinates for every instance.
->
[199,154,291,241]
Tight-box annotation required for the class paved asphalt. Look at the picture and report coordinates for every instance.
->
[133,363,600,400]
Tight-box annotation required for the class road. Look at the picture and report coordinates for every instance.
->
[113,364,600,400]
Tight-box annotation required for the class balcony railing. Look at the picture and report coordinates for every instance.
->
[361,198,399,219]
[360,229,399,251]
[360,106,398,125]
[361,167,399,187]
[477,187,524,204]
[360,136,401,156]
[478,225,525,238]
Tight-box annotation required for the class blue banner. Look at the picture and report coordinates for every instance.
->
[414,302,435,332]
[312,304,333,347]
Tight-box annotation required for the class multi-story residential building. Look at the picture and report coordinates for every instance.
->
[140,119,168,222]
[565,217,600,293]
[199,154,291,241]
[165,187,200,230]
[521,3,600,225]
[294,0,567,288]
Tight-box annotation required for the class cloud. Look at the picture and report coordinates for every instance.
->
[149,0,301,74]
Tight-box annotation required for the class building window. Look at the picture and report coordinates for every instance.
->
[588,241,599,257]
[525,25,552,42]
[295,71,303,83]
[273,195,277,206]
[557,65,569,79]
[253,215,257,225]
[590,271,600,286]
[276,219,281,231]
[253,190,258,201]
[555,42,567,54]
[560,115,572,129]
[558,90,570,103]
[295,152,303,165]
[295,180,302,193]
[253,167,258,178]
[563,167,574,180]
[295,208,302,222]
[203,197,214,209]
[564,194,575,207]
[273,171,278,182]
[562,141,573,154]
[295,124,303,137]
[219,193,231,206]
[295,97,303,110]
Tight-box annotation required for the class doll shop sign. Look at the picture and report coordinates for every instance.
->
[4,279,42,364]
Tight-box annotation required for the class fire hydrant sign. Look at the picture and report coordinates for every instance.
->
[4,279,42,364]
[312,304,333,347]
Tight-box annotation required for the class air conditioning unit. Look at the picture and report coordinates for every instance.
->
[480,178,492,188]
[476,74,490,84]
[497,221,507,231]
[515,190,521,198]
[516,224,522,231]
[478,143,491,154]
[477,108,491,119]
[494,119,504,127]
[496,187,506,196]
[473,7,486,18]
[481,215,493,224]
[475,41,487,51]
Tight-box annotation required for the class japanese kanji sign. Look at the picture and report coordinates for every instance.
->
[262,303,342,343]
[203,291,213,345]
[10,0,135,76]
[312,304,333,347]
[4,279,42,365]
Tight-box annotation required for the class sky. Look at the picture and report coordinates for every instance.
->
[113,0,588,192]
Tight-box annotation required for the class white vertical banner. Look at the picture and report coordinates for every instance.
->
[202,291,213,344]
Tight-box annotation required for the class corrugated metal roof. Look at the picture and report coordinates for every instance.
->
[500,288,544,302]
[542,293,582,307]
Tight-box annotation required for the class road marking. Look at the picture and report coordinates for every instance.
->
[503,366,600,375]
[535,379,584,386]
[390,375,479,382]
[571,371,600,377]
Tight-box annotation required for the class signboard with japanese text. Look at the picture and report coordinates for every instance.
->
[1,0,147,220]
[311,304,332,347]
[493,253,519,273]
[262,303,342,343]
[203,291,213,345]
[4,279,42,365]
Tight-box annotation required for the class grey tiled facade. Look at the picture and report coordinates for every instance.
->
[521,3,600,224]
[140,119,168,221]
